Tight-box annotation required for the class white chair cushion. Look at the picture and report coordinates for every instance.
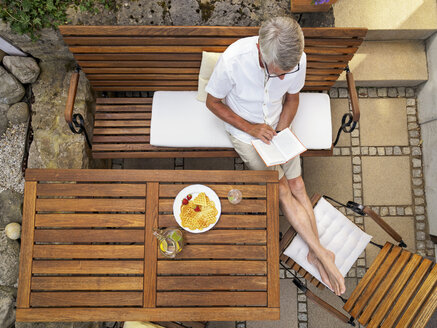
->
[284,197,372,290]
[150,91,233,148]
[291,93,332,150]
[150,91,332,149]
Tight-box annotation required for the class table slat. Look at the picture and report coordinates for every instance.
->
[31,276,143,291]
[33,245,144,259]
[157,276,267,291]
[32,260,144,275]
[157,260,267,275]
[31,292,143,307]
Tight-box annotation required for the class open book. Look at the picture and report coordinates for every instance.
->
[251,128,307,167]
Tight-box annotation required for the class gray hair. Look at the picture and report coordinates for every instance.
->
[258,16,304,71]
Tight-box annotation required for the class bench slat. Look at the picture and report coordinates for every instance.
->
[157,260,267,275]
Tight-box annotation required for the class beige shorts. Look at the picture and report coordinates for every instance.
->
[229,134,302,180]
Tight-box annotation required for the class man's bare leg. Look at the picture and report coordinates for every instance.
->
[278,177,345,295]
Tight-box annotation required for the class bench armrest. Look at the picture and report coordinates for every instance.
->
[64,71,80,125]
[346,70,360,122]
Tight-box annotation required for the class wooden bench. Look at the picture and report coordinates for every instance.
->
[60,26,367,159]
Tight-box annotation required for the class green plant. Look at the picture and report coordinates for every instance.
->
[0,0,117,40]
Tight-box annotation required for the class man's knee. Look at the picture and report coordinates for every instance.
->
[288,176,306,194]
[279,177,292,199]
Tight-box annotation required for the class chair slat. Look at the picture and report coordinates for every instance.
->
[344,243,392,312]
[349,246,402,318]
[411,284,437,328]
[395,264,437,328]
[366,253,422,328]
[358,249,411,324]
[379,258,433,328]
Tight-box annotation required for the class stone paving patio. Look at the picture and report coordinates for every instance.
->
[111,86,435,328]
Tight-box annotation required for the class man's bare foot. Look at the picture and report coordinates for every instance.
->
[318,249,346,296]
[307,250,332,290]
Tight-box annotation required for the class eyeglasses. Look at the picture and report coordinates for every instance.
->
[263,61,300,79]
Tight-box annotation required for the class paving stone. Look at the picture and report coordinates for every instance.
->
[402,147,410,154]
[303,157,353,202]
[417,223,426,231]
[123,158,174,169]
[408,122,419,130]
[412,158,422,167]
[330,99,351,147]
[407,115,417,122]
[364,216,415,266]
[338,88,348,98]
[409,130,419,138]
[406,88,415,97]
[351,147,360,155]
[415,197,425,205]
[358,88,368,97]
[397,87,406,97]
[307,278,357,328]
[361,147,369,155]
[388,87,397,97]
[406,98,416,106]
[377,88,387,97]
[359,98,408,146]
[329,88,338,98]
[351,137,360,146]
[341,148,350,156]
[377,147,385,155]
[369,147,377,155]
[385,147,393,155]
[405,207,413,215]
[362,157,412,205]
[368,88,377,98]
[333,148,341,156]
[412,169,422,178]
[184,157,234,170]
[411,147,422,159]
[393,146,402,155]
[406,106,416,115]
[247,280,297,328]
[414,188,424,196]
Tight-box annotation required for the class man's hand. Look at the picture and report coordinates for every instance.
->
[247,123,277,144]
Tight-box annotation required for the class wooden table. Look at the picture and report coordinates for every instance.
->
[16,169,280,322]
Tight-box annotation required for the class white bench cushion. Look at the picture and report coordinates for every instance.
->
[150,91,332,149]
[284,197,372,290]
[291,93,332,150]
[150,91,233,148]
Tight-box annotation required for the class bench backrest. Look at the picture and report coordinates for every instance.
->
[59,26,367,93]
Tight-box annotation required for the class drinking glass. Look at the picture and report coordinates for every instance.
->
[153,228,184,258]
[227,189,242,204]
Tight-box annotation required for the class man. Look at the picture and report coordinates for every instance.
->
[205,16,345,295]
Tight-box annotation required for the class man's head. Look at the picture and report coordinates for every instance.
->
[258,16,304,73]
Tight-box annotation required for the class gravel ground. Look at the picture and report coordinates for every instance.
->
[0,123,27,194]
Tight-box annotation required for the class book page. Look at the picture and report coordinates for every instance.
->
[252,139,285,166]
[272,128,307,161]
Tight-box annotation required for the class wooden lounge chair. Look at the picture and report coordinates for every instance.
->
[280,194,437,327]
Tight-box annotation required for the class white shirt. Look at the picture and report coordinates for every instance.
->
[205,36,307,144]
